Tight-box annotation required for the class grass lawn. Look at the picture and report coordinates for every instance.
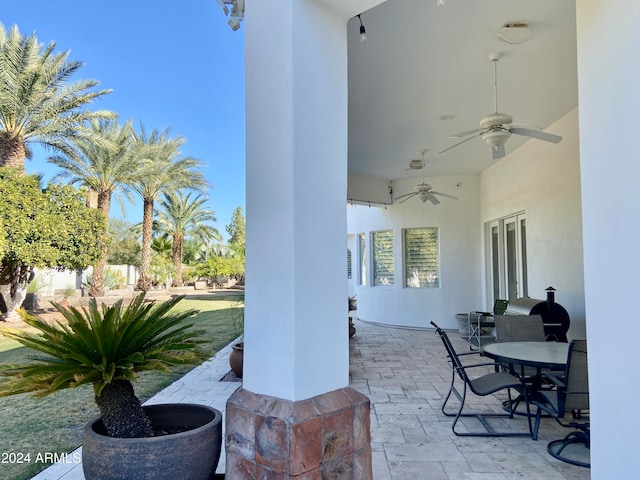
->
[0,294,243,480]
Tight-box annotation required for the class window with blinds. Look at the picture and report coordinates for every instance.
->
[347,249,352,279]
[372,230,394,286]
[403,227,439,288]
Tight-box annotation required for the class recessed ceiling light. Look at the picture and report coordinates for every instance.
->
[439,114,455,121]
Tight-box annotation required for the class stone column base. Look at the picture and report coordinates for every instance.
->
[225,387,372,479]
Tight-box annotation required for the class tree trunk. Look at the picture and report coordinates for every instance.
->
[95,379,153,438]
[136,198,154,291]
[0,283,27,321]
[0,262,33,321]
[88,191,112,297]
[0,134,26,170]
[171,233,183,287]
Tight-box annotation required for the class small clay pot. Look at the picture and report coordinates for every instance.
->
[229,342,244,378]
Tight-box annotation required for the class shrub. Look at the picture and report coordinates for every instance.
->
[83,267,127,290]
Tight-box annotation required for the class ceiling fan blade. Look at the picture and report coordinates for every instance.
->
[511,122,544,130]
[427,194,441,205]
[430,191,458,200]
[394,192,415,201]
[492,144,506,160]
[510,127,563,143]
[450,127,485,138]
[397,193,416,204]
[439,131,485,154]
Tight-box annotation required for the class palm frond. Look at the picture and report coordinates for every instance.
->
[0,24,113,168]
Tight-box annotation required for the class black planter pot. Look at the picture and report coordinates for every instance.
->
[82,403,223,480]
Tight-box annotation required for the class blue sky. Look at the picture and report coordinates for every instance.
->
[1,1,246,240]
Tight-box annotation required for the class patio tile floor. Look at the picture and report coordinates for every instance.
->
[31,319,589,479]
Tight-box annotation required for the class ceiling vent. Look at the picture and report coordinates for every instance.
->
[408,159,424,169]
[497,22,533,44]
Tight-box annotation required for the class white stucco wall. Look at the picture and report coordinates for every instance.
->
[348,173,392,205]
[347,174,482,329]
[480,108,585,339]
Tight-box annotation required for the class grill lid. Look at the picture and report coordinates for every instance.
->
[505,297,544,315]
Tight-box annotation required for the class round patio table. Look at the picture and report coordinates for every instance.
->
[483,341,569,371]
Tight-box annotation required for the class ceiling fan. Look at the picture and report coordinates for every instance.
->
[439,52,563,160]
[394,151,458,205]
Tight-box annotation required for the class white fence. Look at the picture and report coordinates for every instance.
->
[32,265,140,297]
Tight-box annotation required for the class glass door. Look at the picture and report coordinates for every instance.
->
[503,214,528,301]
[486,213,528,305]
[490,222,501,301]
[504,219,519,301]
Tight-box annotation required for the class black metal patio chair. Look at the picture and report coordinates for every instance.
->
[493,314,555,414]
[431,321,532,437]
[494,314,546,343]
[531,339,589,468]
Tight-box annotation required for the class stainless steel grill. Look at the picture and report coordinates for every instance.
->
[505,287,570,342]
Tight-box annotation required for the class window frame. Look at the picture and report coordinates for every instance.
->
[402,227,440,288]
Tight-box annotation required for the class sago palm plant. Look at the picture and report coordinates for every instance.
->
[0,293,207,438]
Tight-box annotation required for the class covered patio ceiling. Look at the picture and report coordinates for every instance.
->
[347,0,578,180]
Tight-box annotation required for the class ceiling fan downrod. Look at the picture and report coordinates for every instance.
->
[488,52,502,114]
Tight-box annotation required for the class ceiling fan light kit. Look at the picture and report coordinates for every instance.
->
[482,130,510,147]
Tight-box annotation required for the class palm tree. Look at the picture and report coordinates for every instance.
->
[129,127,208,291]
[156,191,221,286]
[49,119,137,296]
[0,24,113,170]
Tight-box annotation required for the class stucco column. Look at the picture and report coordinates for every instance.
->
[576,0,640,476]
[243,0,348,403]
[226,1,372,477]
